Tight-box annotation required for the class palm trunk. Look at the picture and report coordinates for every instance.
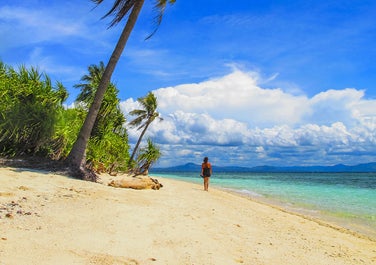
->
[129,121,150,165]
[66,0,145,178]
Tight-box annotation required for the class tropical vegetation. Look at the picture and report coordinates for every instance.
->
[0,60,163,177]
[74,62,130,174]
[66,0,176,179]
[128,92,162,166]
[0,62,68,157]
[136,138,162,175]
[1,0,175,180]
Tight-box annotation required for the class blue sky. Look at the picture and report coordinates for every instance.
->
[1,0,376,167]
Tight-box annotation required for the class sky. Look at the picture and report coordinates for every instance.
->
[1,0,376,168]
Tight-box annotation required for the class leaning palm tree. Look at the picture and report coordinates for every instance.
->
[128,92,162,166]
[65,0,175,180]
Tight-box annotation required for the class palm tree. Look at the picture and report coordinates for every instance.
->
[65,0,175,180]
[74,62,129,173]
[74,61,106,106]
[136,138,161,175]
[74,62,125,136]
[128,92,162,166]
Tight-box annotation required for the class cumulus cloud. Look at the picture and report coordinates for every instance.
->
[304,88,366,126]
[154,70,309,127]
[120,69,376,167]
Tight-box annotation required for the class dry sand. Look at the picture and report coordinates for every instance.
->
[0,166,375,265]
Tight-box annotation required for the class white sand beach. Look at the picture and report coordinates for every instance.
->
[0,167,375,265]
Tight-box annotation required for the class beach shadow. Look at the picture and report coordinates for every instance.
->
[12,167,51,175]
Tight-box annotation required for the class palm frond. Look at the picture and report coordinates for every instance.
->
[145,0,176,40]
[92,0,137,28]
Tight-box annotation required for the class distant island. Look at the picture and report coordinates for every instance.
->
[151,162,376,173]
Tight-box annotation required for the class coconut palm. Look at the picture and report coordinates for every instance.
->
[74,61,107,106]
[66,0,175,180]
[128,92,162,166]
[74,62,125,136]
[136,138,161,175]
[74,62,129,173]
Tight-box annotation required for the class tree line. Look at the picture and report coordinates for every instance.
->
[1,0,176,180]
[0,60,161,175]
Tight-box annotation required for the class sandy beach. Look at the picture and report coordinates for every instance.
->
[0,167,375,265]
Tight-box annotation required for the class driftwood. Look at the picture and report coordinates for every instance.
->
[108,176,163,190]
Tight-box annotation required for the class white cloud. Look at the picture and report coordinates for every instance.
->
[120,69,376,167]
[304,88,367,126]
[154,70,310,127]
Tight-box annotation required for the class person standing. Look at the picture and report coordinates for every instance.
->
[201,157,212,191]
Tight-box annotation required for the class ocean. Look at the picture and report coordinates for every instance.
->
[151,171,376,239]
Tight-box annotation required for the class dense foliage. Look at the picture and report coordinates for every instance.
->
[0,60,164,175]
[0,61,67,157]
[50,108,86,160]
[136,138,162,174]
[0,61,130,174]
[75,62,130,173]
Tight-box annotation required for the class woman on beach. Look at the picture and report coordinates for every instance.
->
[201,157,212,191]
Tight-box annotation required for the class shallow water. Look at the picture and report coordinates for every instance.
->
[151,171,376,239]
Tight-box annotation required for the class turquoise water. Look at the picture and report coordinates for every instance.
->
[151,171,376,239]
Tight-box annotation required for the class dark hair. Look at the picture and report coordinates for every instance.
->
[203,157,208,162]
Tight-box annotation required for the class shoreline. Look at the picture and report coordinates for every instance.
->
[1,167,376,264]
[153,173,376,242]
[160,176,376,243]
[231,188,376,242]
[215,186,376,242]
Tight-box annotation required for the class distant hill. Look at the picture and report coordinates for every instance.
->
[151,162,376,173]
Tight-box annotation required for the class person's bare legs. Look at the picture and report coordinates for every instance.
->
[204,177,209,191]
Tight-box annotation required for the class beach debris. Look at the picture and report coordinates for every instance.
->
[0,197,38,219]
[5,213,13,218]
[108,177,163,190]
